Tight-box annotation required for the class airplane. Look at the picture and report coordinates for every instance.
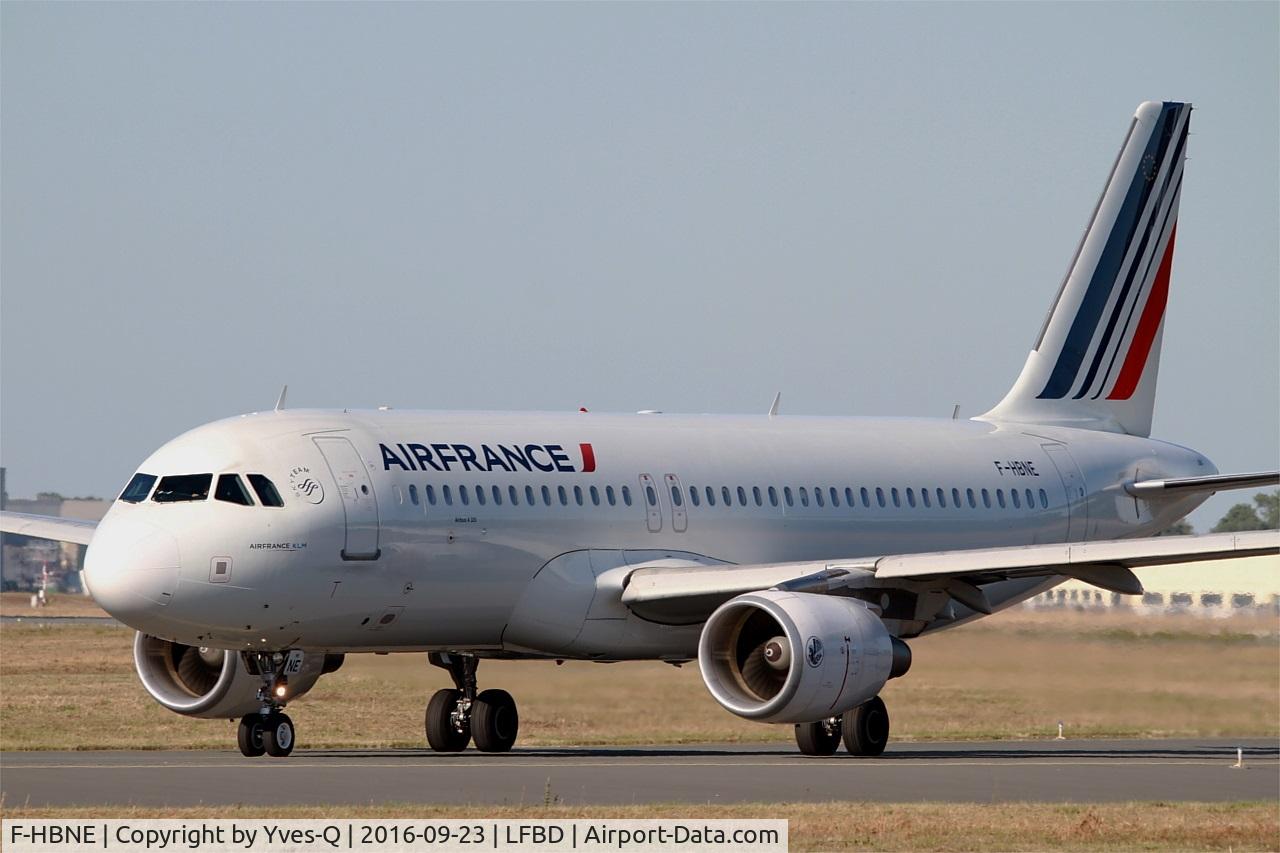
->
[3,100,1277,760]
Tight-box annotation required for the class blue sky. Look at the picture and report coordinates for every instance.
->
[2,2,1276,531]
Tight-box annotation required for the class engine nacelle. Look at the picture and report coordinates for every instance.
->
[698,591,909,724]
[133,633,336,719]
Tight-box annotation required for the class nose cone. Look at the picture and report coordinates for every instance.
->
[84,516,180,629]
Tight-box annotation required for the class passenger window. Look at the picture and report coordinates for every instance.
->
[541,485,552,505]
[154,473,213,503]
[862,487,872,508]
[409,484,420,506]
[814,488,824,508]
[753,486,763,507]
[460,485,471,506]
[891,487,901,508]
[509,485,520,505]
[784,487,794,507]
[590,486,600,506]
[921,488,931,508]
[798,487,809,508]
[966,488,976,509]
[905,488,915,508]
[768,486,779,507]
[525,485,536,505]
[1039,489,1049,508]
[1025,488,1034,508]
[721,486,732,506]
[830,487,840,508]
[426,485,437,505]
[689,487,700,507]
[737,486,747,506]
[606,485,617,506]
[937,488,947,508]
[997,489,1006,509]
[215,474,254,506]
[557,486,568,506]
[622,485,633,507]
[1011,488,1021,509]
[443,485,454,506]
[475,486,485,506]
[120,473,157,503]
[844,487,854,507]
[492,485,502,506]
[670,486,683,507]
[574,485,584,506]
[981,488,991,509]
[645,485,657,506]
[248,474,286,507]
[705,486,716,507]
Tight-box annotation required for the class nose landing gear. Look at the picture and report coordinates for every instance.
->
[425,653,519,753]
[236,651,298,758]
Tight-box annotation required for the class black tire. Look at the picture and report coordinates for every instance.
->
[237,714,266,757]
[842,696,889,756]
[471,689,519,753]
[263,712,295,757]
[425,688,470,752]
[794,718,841,756]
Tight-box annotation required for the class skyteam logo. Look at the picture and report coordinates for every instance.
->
[288,466,324,504]
[805,636,824,668]
[379,442,597,474]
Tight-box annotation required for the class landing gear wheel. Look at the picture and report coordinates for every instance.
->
[842,696,889,756]
[471,689,519,753]
[263,712,295,757]
[237,714,266,757]
[426,688,470,752]
[794,718,842,756]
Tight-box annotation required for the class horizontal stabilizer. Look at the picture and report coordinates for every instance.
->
[1126,471,1279,498]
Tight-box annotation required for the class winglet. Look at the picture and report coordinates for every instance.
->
[274,385,288,412]
[768,392,781,418]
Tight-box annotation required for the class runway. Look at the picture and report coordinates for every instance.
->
[3,739,1277,807]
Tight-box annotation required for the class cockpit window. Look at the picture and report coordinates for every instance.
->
[246,474,284,507]
[215,474,254,506]
[152,474,213,503]
[119,473,157,503]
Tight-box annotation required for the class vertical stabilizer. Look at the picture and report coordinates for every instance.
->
[982,101,1190,437]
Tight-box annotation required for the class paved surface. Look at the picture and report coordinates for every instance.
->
[3,740,1277,807]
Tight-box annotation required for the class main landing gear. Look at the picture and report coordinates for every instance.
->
[237,650,297,758]
[425,652,519,753]
[793,695,890,757]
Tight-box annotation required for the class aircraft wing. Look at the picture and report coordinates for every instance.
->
[0,511,98,546]
[1126,470,1278,498]
[620,529,1279,623]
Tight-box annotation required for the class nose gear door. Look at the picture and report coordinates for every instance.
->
[314,436,381,560]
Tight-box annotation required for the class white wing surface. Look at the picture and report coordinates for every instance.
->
[621,529,1279,622]
[0,511,98,546]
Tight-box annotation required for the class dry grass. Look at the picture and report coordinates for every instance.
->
[0,609,1276,751]
[0,802,1275,851]
[0,591,109,618]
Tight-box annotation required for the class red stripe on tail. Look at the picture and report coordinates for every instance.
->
[1108,223,1177,401]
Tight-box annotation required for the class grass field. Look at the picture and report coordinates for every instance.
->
[1,608,1275,750]
[1,802,1276,851]
[0,591,108,618]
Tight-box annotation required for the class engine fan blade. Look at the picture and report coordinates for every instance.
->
[176,644,223,696]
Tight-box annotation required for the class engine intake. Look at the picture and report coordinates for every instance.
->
[698,591,908,724]
[133,633,332,718]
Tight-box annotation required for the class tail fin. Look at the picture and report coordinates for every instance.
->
[982,101,1190,437]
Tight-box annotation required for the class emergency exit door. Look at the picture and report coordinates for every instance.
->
[314,436,381,560]
[1042,443,1088,543]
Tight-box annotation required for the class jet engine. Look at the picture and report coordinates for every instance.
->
[697,591,911,724]
[132,633,341,719]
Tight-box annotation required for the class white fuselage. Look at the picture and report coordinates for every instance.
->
[84,409,1212,658]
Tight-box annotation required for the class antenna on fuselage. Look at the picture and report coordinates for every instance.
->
[768,392,781,418]
[951,404,960,420]
[275,385,288,412]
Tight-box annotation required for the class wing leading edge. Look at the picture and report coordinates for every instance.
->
[621,529,1279,623]
[0,511,98,546]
